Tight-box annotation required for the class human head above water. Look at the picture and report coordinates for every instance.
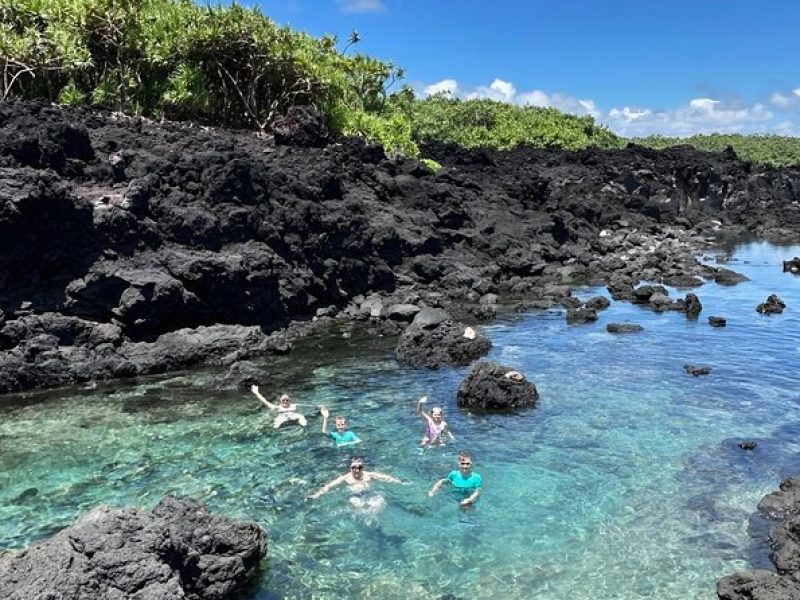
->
[431,406,443,421]
[334,415,348,430]
[280,394,291,406]
[458,451,472,469]
[349,457,364,476]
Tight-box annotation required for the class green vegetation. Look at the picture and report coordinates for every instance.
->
[0,0,411,148]
[3,0,798,164]
[412,96,623,151]
[636,134,800,167]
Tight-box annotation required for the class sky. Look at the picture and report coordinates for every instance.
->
[259,0,800,138]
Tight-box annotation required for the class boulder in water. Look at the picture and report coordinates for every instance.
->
[606,323,644,334]
[683,364,711,377]
[784,257,800,274]
[566,306,598,324]
[756,294,786,314]
[457,361,538,410]
[708,316,727,327]
[0,496,267,600]
[395,311,491,368]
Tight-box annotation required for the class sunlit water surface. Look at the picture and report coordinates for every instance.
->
[1,242,799,599]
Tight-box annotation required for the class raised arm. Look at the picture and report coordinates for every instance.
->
[307,474,347,500]
[320,406,330,433]
[417,396,432,422]
[428,478,447,497]
[251,385,277,411]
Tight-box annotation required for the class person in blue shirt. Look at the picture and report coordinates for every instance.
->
[428,451,482,508]
[319,406,361,447]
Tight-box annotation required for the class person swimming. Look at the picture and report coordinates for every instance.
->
[319,406,361,447]
[307,457,402,513]
[251,385,308,429]
[428,451,482,508]
[417,396,455,447]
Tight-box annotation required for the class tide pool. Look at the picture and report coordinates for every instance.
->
[1,241,799,599]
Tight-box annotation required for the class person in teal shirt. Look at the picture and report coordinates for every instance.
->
[319,406,361,447]
[428,451,482,507]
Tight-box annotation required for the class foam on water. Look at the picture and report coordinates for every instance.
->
[1,242,799,599]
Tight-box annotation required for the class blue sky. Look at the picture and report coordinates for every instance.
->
[259,0,800,137]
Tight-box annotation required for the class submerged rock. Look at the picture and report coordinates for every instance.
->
[456,361,538,410]
[0,496,267,600]
[756,294,786,314]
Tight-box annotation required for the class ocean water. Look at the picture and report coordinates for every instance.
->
[1,241,799,600]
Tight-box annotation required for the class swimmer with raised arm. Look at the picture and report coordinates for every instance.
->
[307,457,402,511]
[251,385,308,429]
[417,396,455,447]
[320,406,361,447]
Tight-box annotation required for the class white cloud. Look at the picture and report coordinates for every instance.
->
[771,92,791,108]
[338,0,385,13]
[419,77,798,136]
[606,97,773,137]
[424,79,459,97]
[421,77,598,118]
[775,120,797,135]
[467,78,518,102]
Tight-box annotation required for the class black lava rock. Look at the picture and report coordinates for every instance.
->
[683,364,711,376]
[737,440,757,450]
[756,294,786,314]
[395,311,491,368]
[709,316,727,327]
[0,496,266,600]
[606,323,644,333]
[456,361,538,410]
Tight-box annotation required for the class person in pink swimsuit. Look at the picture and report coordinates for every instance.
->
[417,396,455,447]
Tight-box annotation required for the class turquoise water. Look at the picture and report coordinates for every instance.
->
[1,241,799,599]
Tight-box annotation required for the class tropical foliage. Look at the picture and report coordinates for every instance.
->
[0,0,409,141]
[636,134,800,167]
[412,96,623,151]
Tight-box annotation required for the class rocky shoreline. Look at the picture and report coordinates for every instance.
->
[2,100,799,394]
[2,100,800,598]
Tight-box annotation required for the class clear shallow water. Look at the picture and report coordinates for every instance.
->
[1,241,799,600]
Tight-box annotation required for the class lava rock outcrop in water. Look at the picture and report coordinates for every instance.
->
[457,361,538,410]
[0,496,267,600]
[1,100,798,392]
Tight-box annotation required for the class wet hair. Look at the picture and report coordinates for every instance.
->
[431,406,443,416]
[458,451,472,461]
[334,415,347,422]
[280,394,291,402]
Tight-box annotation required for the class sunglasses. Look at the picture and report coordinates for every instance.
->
[459,462,472,466]
[350,465,364,471]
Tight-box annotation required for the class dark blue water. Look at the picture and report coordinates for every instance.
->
[1,242,798,599]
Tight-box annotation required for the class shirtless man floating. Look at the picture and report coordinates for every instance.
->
[307,457,402,512]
